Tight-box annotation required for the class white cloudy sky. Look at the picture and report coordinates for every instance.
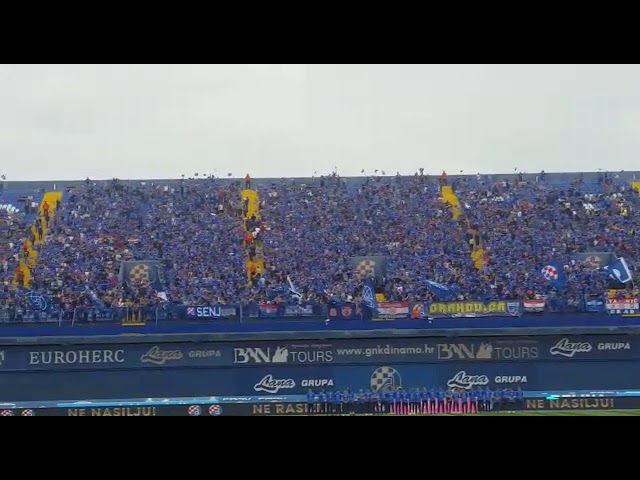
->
[1,64,639,181]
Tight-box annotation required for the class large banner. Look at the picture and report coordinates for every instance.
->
[282,305,317,317]
[182,305,241,320]
[174,304,323,320]
[606,298,640,316]
[258,304,279,318]
[574,252,616,270]
[413,300,521,319]
[584,297,606,313]
[374,301,410,320]
[523,299,545,313]
[327,302,361,320]
[23,290,53,314]
[249,303,324,319]
[349,256,388,281]
[118,260,164,288]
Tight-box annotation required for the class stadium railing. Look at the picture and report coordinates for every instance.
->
[0,295,626,326]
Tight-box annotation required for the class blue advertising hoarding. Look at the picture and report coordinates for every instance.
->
[333,364,534,392]
[0,368,235,402]
[331,338,540,363]
[332,361,640,392]
[1,335,640,372]
[226,336,639,365]
[5,360,640,402]
[0,344,229,372]
[174,303,325,320]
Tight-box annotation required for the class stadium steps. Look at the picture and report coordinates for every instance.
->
[441,186,462,220]
[471,247,488,270]
[241,189,265,280]
[441,186,488,271]
[246,257,265,279]
[241,189,261,220]
[13,191,63,288]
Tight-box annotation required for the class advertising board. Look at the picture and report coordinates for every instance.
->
[1,335,640,373]
[244,396,634,415]
[424,301,521,318]
[4,396,640,416]
[607,298,640,316]
[374,302,411,320]
[237,368,335,395]
[5,358,640,402]
[0,344,228,371]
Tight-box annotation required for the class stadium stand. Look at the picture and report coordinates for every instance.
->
[1,189,45,318]
[1,170,639,322]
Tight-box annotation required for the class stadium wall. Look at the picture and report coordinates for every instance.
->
[3,360,640,401]
[1,334,640,401]
[4,312,640,338]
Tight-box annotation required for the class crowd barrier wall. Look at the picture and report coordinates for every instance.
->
[3,304,640,337]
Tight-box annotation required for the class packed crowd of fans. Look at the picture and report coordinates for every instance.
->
[23,179,248,310]
[1,210,24,284]
[0,194,45,317]
[259,172,639,308]
[460,174,639,306]
[1,171,638,315]
[1,207,28,314]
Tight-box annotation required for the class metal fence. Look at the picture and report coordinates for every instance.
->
[0,295,615,326]
[0,307,162,326]
[0,305,327,325]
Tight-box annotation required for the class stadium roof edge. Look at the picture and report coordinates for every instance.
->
[2,170,640,190]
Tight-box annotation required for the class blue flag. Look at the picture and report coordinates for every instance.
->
[287,276,304,303]
[363,278,378,314]
[604,257,633,284]
[540,261,567,288]
[425,280,456,301]
[24,290,51,313]
[481,291,494,306]
[85,285,106,308]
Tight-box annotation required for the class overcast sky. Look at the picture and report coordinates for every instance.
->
[1,64,639,181]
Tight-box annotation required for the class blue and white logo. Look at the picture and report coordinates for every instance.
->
[370,366,402,392]
[604,257,633,284]
[25,291,50,312]
[507,302,521,316]
[287,276,304,303]
[363,285,375,308]
[363,278,378,313]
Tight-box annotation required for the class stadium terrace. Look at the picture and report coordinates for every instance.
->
[1,170,640,325]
